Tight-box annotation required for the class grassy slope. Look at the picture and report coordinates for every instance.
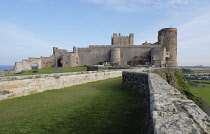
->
[190,80,210,106]
[59,66,87,72]
[175,72,206,111]
[0,77,146,134]
[1,67,87,77]
[2,68,59,77]
[158,69,206,112]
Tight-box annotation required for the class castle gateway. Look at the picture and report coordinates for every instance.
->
[14,28,178,73]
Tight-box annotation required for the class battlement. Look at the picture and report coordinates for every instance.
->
[112,33,134,45]
[87,44,161,48]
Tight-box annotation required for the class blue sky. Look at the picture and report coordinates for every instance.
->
[0,0,210,66]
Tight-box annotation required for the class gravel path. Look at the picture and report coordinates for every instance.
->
[54,67,66,73]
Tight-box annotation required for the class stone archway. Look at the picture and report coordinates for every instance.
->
[57,58,63,67]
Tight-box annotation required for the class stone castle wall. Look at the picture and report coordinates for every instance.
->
[122,71,210,134]
[0,70,15,76]
[111,33,133,45]
[78,45,162,66]
[15,58,42,73]
[0,68,152,101]
[1,68,209,133]
[6,28,178,76]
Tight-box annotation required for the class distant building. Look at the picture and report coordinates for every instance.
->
[14,28,178,73]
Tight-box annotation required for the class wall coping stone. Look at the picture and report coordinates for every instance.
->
[0,68,157,82]
[122,71,210,134]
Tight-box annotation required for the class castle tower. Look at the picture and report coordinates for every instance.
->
[158,28,178,67]
[129,33,134,45]
[112,33,118,45]
[111,48,121,64]
[111,33,134,45]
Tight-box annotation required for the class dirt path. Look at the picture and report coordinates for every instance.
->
[54,67,66,73]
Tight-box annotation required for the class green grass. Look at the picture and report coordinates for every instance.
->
[194,70,210,73]
[192,80,210,83]
[60,66,87,72]
[1,67,59,77]
[181,68,194,74]
[190,81,210,106]
[0,77,146,134]
[1,67,87,77]
[174,72,206,111]
[158,69,206,112]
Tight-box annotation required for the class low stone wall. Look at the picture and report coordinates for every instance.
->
[0,68,154,101]
[122,71,210,134]
[0,70,15,76]
[0,70,122,101]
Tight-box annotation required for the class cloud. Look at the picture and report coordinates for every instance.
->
[82,0,196,12]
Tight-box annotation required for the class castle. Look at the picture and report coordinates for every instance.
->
[14,28,178,73]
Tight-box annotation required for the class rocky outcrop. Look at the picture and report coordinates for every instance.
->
[122,71,210,134]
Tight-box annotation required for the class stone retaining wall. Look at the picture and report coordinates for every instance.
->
[0,70,121,101]
[122,71,210,134]
[0,70,15,76]
[0,68,152,101]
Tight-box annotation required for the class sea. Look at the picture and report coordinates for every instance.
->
[0,65,14,71]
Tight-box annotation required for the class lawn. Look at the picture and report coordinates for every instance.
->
[192,80,210,83]
[0,77,146,134]
[59,66,87,72]
[1,67,59,77]
[190,80,210,106]
[1,67,87,77]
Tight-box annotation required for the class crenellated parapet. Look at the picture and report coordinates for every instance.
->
[111,33,134,45]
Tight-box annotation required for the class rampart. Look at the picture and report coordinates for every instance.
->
[122,71,210,133]
[0,70,15,76]
[0,68,149,101]
[1,69,210,133]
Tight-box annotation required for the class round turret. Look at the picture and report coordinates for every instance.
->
[111,48,121,64]
[158,28,178,67]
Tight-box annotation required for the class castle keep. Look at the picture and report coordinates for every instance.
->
[14,28,178,73]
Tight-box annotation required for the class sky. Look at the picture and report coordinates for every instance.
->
[0,0,210,66]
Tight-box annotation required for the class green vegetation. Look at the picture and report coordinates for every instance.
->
[0,77,146,134]
[59,66,87,72]
[194,70,210,73]
[175,72,190,91]
[175,72,206,111]
[192,80,210,83]
[1,67,87,77]
[181,68,194,74]
[187,80,199,87]
[1,67,59,77]
[190,80,210,106]
[158,69,206,112]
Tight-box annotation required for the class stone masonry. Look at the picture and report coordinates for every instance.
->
[122,71,210,134]
[6,28,178,74]
[0,68,150,101]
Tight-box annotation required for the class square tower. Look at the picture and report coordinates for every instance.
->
[111,33,134,45]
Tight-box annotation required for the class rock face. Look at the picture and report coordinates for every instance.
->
[122,71,210,134]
